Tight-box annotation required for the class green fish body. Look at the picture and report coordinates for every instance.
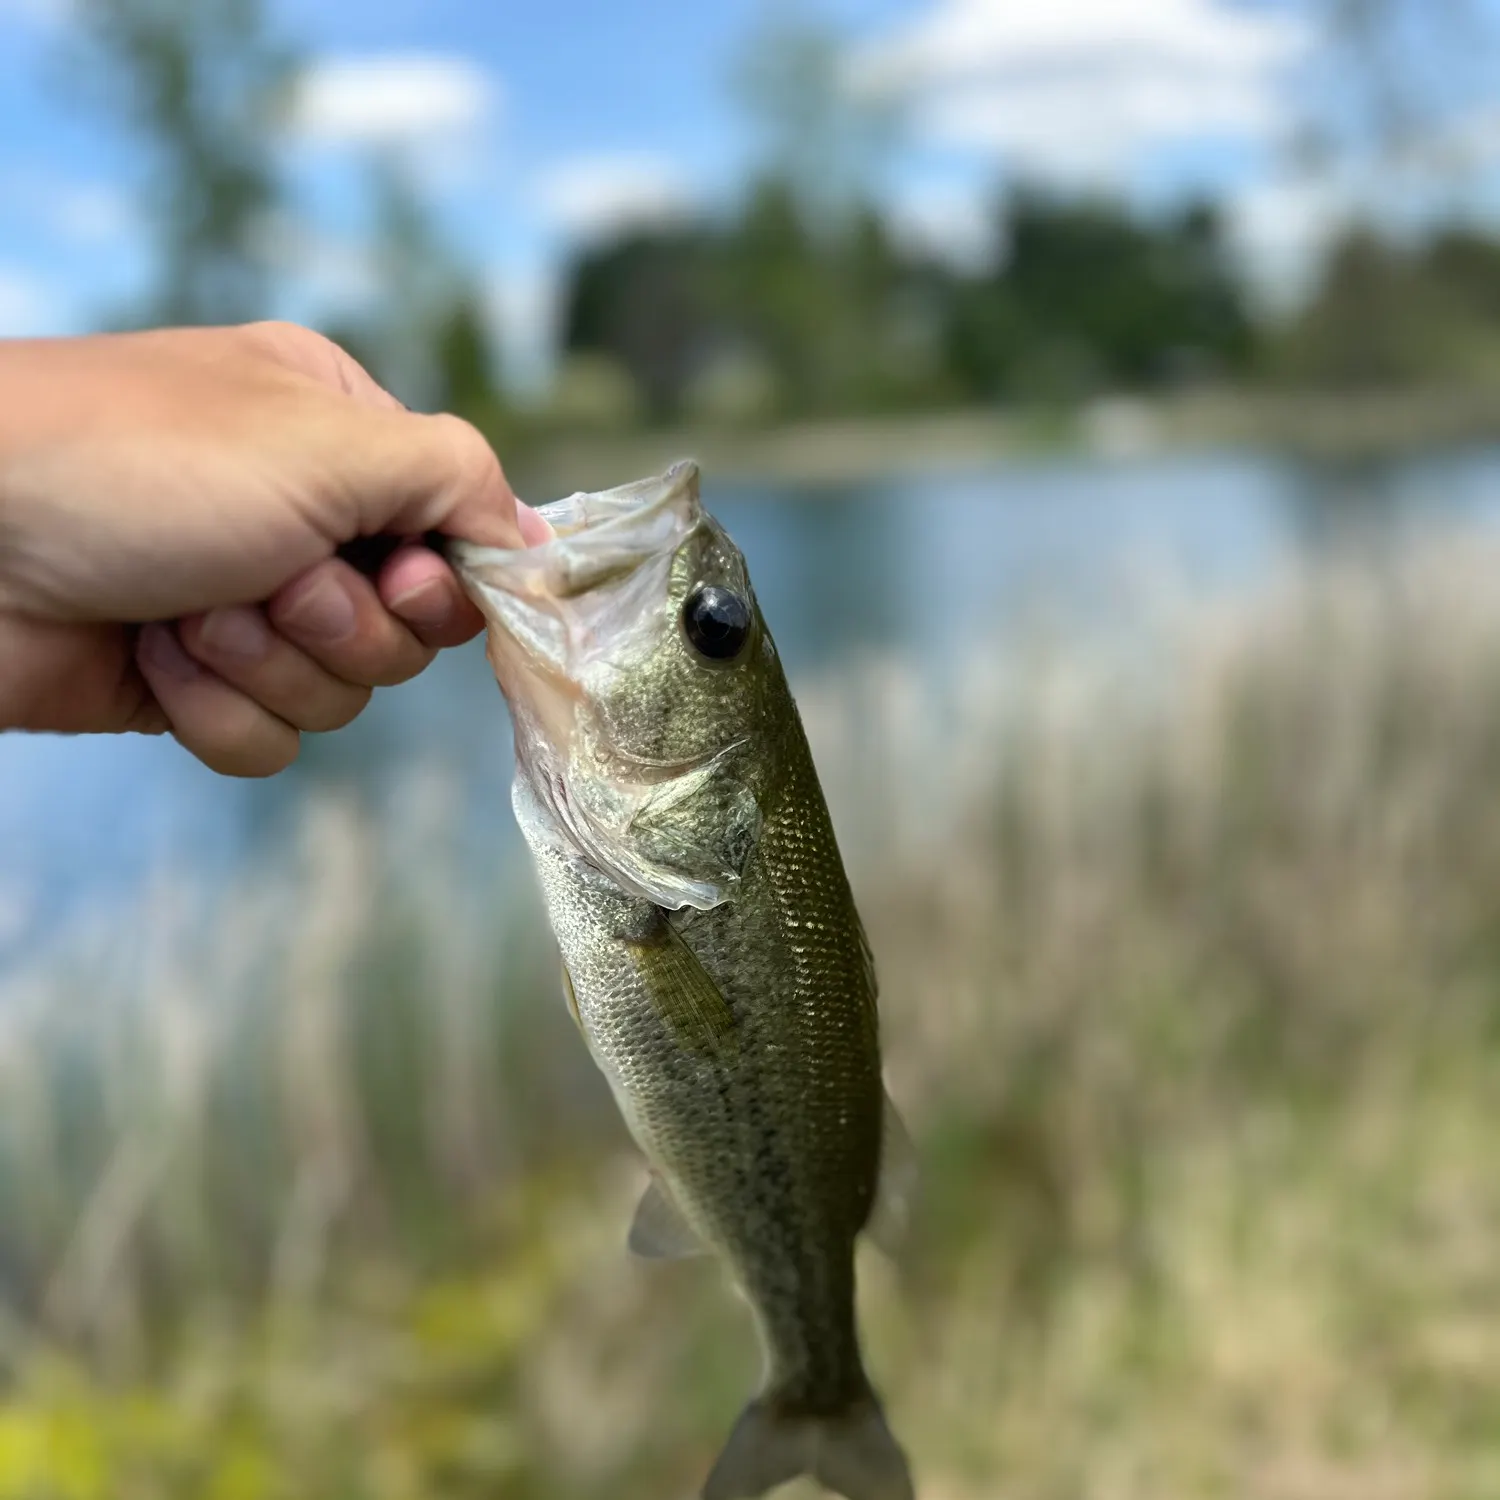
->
[450,462,914,1500]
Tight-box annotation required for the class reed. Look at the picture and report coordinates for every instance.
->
[2,535,1500,1496]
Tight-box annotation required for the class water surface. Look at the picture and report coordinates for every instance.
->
[4,444,1499,956]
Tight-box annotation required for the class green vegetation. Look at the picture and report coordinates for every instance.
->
[64,0,295,329]
[561,185,1258,425]
[1270,226,1500,389]
[5,540,1500,1494]
[55,1,1500,455]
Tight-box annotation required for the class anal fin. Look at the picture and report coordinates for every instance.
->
[866,1091,917,1258]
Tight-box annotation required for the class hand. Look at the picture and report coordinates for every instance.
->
[0,321,547,775]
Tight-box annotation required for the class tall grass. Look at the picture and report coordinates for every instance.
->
[3,536,1500,1496]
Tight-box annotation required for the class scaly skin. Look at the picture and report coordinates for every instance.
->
[451,463,913,1500]
[521,680,882,1410]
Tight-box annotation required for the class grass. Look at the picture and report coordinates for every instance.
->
[4,535,1500,1495]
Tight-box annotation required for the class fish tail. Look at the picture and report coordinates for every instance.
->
[701,1390,914,1500]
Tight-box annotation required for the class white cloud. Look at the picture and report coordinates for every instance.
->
[856,0,1312,182]
[0,266,63,336]
[289,54,498,149]
[251,214,380,311]
[0,0,65,27]
[1228,176,1350,311]
[1403,104,1500,178]
[535,154,696,241]
[887,181,997,271]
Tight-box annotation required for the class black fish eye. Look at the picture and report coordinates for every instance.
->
[681,585,752,662]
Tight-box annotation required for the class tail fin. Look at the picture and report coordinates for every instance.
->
[701,1393,914,1500]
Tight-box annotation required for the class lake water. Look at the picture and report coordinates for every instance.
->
[5,442,1500,957]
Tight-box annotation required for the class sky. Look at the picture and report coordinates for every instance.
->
[0,0,1493,385]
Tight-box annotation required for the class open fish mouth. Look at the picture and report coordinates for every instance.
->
[446,458,702,669]
[444,459,705,776]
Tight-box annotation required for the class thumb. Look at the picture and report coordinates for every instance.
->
[333,409,537,549]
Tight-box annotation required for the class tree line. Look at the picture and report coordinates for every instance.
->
[560,181,1257,426]
[55,0,1500,438]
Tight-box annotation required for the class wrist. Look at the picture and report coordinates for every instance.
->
[0,338,72,614]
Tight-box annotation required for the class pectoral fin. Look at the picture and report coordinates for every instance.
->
[625,916,738,1058]
[628,1175,707,1260]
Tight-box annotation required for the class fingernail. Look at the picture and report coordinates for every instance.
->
[199,605,270,662]
[139,623,200,682]
[280,572,356,642]
[389,577,455,633]
[517,503,554,546]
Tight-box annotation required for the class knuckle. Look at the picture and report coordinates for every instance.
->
[236,320,342,383]
[432,412,506,495]
[360,636,432,687]
[239,318,322,354]
[303,686,371,732]
[376,652,434,688]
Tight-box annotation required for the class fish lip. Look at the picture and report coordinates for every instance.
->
[444,458,702,684]
[444,458,701,606]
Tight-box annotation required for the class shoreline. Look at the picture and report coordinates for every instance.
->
[507,387,1500,494]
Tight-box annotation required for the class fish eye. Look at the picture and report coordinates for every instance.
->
[681,586,752,662]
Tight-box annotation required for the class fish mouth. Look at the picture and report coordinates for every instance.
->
[446,460,703,762]
[447,459,700,637]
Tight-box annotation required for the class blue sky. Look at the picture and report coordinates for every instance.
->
[1,0,1494,382]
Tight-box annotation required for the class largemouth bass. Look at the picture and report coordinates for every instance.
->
[449,461,915,1500]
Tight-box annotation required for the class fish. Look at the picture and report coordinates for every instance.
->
[447,460,916,1500]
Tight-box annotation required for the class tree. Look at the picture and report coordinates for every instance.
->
[1296,0,1495,175]
[65,0,296,327]
[342,158,502,414]
[561,227,726,421]
[944,190,1254,402]
[730,5,901,237]
[1272,226,1500,388]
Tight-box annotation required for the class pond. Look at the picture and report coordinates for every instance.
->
[4,441,1500,955]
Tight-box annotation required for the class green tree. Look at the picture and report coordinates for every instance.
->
[323,158,504,420]
[66,0,296,326]
[730,6,900,236]
[561,226,726,421]
[1271,225,1500,388]
[946,189,1253,402]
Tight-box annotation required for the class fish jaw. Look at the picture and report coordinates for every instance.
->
[445,460,702,780]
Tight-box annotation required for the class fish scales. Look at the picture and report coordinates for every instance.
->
[450,461,915,1500]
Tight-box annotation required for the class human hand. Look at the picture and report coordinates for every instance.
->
[0,321,548,775]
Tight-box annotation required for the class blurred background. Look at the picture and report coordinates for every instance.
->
[4,0,1500,1495]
